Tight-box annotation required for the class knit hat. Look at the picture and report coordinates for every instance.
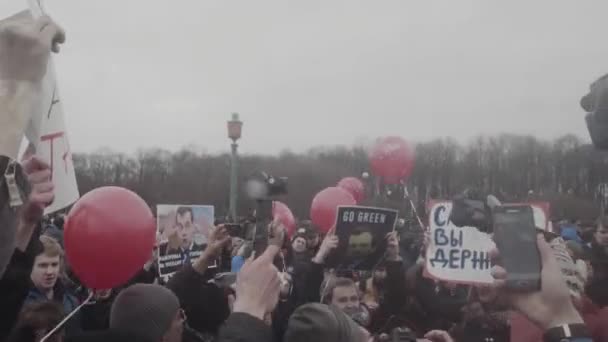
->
[110,284,180,342]
[561,227,582,243]
[285,303,362,342]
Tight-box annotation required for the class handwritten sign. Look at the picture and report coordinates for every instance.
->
[425,202,495,284]
[25,0,79,214]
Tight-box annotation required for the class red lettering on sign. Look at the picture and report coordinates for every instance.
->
[40,131,70,179]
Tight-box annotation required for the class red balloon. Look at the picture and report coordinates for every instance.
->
[369,136,414,184]
[64,187,155,289]
[310,187,356,233]
[337,177,365,203]
[273,201,296,238]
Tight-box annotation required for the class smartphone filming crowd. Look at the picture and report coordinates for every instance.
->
[1,12,608,342]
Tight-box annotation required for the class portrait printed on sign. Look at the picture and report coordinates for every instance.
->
[326,206,398,270]
[157,205,215,278]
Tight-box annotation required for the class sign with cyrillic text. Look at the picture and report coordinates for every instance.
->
[157,204,215,280]
[26,0,79,214]
[425,202,495,284]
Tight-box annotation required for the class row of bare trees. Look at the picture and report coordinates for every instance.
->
[72,134,608,221]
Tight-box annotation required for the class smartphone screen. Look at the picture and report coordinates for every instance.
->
[492,205,541,291]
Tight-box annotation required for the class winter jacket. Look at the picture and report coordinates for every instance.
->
[23,280,82,336]
[0,225,42,341]
[218,313,272,342]
[166,262,230,336]
[302,259,408,333]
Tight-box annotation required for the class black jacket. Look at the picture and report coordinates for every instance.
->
[0,226,42,341]
[166,263,230,336]
[217,313,272,342]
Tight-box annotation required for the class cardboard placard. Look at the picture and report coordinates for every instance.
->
[326,206,398,270]
[425,202,495,284]
[157,204,215,280]
[26,0,79,214]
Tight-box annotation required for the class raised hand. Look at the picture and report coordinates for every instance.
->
[312,226,339,264]
[386,231,402,261]
[204,225,231,259]
[233,249,281,320]
[490,235,583,330]
[21,156,53,225]
[0,12,65,82]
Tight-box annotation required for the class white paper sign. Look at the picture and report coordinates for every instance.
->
[425,202,495,284]
[26,0,79,214]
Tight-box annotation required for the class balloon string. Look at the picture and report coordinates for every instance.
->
[403,187,426,231]
[40,292,94,342]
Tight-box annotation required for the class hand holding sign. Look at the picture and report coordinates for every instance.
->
[312,226,339,264]
[0,12,65,82]
[20,155,54,224]
[203,225,231,259]
[385,231,401,262]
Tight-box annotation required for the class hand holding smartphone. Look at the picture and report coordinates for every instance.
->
[492,205,542,291]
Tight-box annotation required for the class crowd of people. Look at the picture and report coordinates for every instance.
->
[1,12,607,342]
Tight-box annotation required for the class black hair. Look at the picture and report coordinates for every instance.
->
[176,206,194,221]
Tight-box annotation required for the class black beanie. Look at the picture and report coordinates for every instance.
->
[110,284,180,342]
[285,304,362,342]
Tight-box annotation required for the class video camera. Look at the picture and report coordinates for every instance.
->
[581,73,608,150]
[448,189,500,233]
[244,171,288,256]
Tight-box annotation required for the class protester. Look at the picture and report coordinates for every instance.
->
[586,217,608,308]
[25,235,80,335]
[0,156,56,340]
[165,225,231,337]
[309,230,408,333]
[7,301,65,342]
[109,284,184,342]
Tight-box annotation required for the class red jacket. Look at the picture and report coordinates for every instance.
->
[510,297,608,342]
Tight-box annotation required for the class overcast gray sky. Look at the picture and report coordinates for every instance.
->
[1,0,606,155]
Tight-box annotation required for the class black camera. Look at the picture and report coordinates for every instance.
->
[581,73,608,150]
[245,172,288,201]
[449,190,499,232]
[374,327,417,342]
[244,171,288,257]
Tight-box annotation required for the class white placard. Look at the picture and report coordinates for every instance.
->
[425,202,495,284]
[26,0,79,214]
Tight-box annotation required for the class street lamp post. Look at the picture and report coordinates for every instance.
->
[227,113,243,222]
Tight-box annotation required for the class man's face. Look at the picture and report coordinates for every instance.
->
[176,212,194,249]
[347,232,373,257]
[595,226,608,247]
[331,285,360,311]
[292,237,307,253]
[31,254,60,291]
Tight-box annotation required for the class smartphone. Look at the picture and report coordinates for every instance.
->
[225,223,244,238]
[253,200,273,257]
[492,205,541,291]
